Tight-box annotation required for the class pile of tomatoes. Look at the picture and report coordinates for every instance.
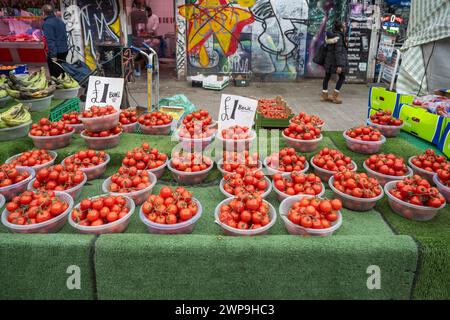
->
[287,197,342,229]
[332,171,382,199]
[81,105,117,118]
[61,112,82,125]
[120,109,138,125]
[9,149,54,168]
[5,190,68,225]
[220,125,251,140]
[273,172,323,196]
[182,109,213,129]
[83,125,122,137]
[32,165,85,191]
[266,147,307,172]
[222,169,268,197]
[345,126,382,141]
[388,175,445,208]
[222,151,260,173]
[218,195,271,230]
[0,164,31,187]
[257,98,291,119]
[109,166,153,193]
[283,123,321,140]
[369,110,403,126]
[436,165,450,187]
[138,111,173,127]
[178,126,215,139]
[410,149,449,173]
[365,153,409,176]
[63,150,108,170]
[122,143,168,171]
[171,152,212,172]
[30,118,74,137]
[312,148,355,172]
[141,186,199,224]
[72,195,130,227]
[290,112,324,127]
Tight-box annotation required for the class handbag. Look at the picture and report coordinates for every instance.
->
[313,42,327,66]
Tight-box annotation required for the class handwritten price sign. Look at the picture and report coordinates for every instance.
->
[218,94,258,132]
[86,76,124,111]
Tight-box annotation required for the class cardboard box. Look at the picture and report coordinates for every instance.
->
[367,87,414,118]
[398,104,443,145]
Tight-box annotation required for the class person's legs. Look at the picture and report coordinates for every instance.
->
[321,72,332,101]
[332,73,345,104]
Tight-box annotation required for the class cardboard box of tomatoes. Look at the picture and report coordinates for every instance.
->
[255,96,294,128]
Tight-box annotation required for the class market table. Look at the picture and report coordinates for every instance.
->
[0,106,449,300]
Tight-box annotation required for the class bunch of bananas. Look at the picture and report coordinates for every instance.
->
[0,75,8,99]
[0,103,31,129]
[6,67,56,100]
[51,73,79,89]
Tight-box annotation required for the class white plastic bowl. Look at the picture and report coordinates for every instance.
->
[329,176,384,211]
[53,87,80,100]
[367,120,403,138]
[176,130,215,151]
[343,132,386,155]
[408,156,436,184]
[219,176,272,199]
[79,111,120,132]
[272,178,325,201]
[139,198,202,234]
[65,122,84,134]
[310,156,358,183]
[216,130,257,151]
[80,130,122,150]
[167,159,213,185]
[282,132,323,153]
[1,191,73,233]
[102,170,157,205]
[363,161,413,187]
[28,172,87,202]
[5,150,57,172]
[263,155,309,176]
[16,95,53,111]
[433,174,450,203]
[139,119,173,135]
[216,158,263,176]
[384,181,446,221]
[0,120,32,141]
[147,158,168,179]
[121,122,138,133]
[68,194,135,234]
[214,198,277,236]
[279,195,342,236]
[0,167,35,201]
[62,153,110,181]
[29,130,74,150]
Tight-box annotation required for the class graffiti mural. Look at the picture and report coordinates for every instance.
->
[175,0,187,79]
[61,0,84,64]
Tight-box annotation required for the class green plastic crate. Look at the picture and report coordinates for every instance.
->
[49,98,80,122]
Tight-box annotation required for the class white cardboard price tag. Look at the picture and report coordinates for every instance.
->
[218,94,258,132]
[86,76,124,111]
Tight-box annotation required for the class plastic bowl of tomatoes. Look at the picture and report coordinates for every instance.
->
[219,170,272,199]
[102,168,157,205]
[69,194,135,234]
[367,120,403,138]
[263,148,309,176]
[272,172,325,201]
[80,126,122,150]
[384,178,446,221]
[79,106,120,132]
[279,195,343,236]
[328,173,384,211]
[29,118,75,150]
[119,109,138,133]
[216,125,257,151]
[5,150,57,172]
[214,196,277,236]
[177,128,216,151]
[0,165,35,201]
[367,110,404,138]
[216,158,262,176]
[290,112,325,128]
[282,130,323,153]
[363,154,413,187]
[343,126,386,154]
[168,154,213,185]
[61,112,84,133]
[433,173,450,203]
[62,150,110,181]
[138,111,174,135]
[310,149,357,183]
[1,190,73,233]
[407,149,449,184]
[121,143,169,179]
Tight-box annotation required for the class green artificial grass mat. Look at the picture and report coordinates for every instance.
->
[94,234,417,300]
[0,233,95,299]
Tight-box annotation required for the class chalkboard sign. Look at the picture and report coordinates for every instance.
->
[86,76,124,111]
[347,19,372,83]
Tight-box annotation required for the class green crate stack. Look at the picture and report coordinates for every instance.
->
[49,98,80,122]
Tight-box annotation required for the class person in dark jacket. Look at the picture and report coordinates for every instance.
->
[321,21,348,104]
[41,4,69,77]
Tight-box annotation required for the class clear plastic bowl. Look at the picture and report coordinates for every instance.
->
[408,156,436,184]
[384,181,446,221]
[328,176,384,211]
[216,158,263,177]
[62,153,110,181]
[282,132,323,153]
[79,111,120,131]
[80,130,122,150]
[53,87,80,100]
[167,159,213,185]
[139,198,202,234]
[66,123,84,134]
[176,130,215,151]
[1,191,73,233]
[139,120,173,135]
[343,132,386,155]
[6,150,57,172]
[121,122,138,133]
[263,155,309,176]
[0,120,32,141]
[0,167,35,201]
[214,198,277,236]
[102,170,157,205]
[219,176,272,199]
[279,195,342,236]
[433,174,450,203]
[28,172,87,202]
[289,118,325,129]
[216,130,257,151]
[0,96,11,107]
[29,130,74,150]
[0,194,4,208]
[310,156,358,183]
[16,95,53,111]
[148,158,168,179]
[367,120,403,138]
[272,179,325,202]
[363,162,413,187]
[68,194,135,234]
